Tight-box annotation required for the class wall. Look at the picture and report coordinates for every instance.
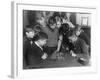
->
[23,10,29,28]
[76,13,91,26]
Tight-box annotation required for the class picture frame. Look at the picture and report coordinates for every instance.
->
[11,1,97,78]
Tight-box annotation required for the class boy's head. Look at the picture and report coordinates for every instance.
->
[74,26,83,36]
[68,33,78,43]
[56,21,62,28]
[48,16,56,29]
[34,32,48,46]
[53,12,60,18]
[53,12,61,27]
[61,12,66,18]
[25,28,35,38]
[33,24,42,33]
[61,23,70,33]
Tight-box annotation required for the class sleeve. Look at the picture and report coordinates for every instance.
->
[23,40,29,56]
[59,27,63,35]
[80,32,90,45]
[80,39,90,59]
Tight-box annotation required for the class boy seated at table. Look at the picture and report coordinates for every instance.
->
[25,31,48,68]
[68,33,90,65]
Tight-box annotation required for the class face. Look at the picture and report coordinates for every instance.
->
[56,21,61,28]
[26,31,35,38]
[62,18,68,23]
[37,17,45,26]
[55,16,60,22]
[38,39,47,46]
[50,24,56,29]
[69,36,77,42]
[76,30,81,36]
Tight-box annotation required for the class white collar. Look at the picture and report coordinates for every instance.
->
[34,42,43,50]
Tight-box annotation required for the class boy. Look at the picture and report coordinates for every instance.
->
[68,34,90,65]
[37,16,59,57]
[26,32,48,68]
[74,26,90,47]
[23,28,35,68]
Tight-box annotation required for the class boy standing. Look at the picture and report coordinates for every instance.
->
[37,16,59,57]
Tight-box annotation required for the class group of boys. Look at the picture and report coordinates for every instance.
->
[23,12,90,69]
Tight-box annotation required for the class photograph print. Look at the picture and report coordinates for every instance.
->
[23,10,91,69]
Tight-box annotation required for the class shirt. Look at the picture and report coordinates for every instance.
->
[34,42,43,50]
[40,26,59,47]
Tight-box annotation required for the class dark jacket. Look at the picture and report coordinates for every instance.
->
[59,23,74,50]
[26,42,44,67]
[73,38,89,60]
[79,32,90,46]
[23,37,33,68]
[73,38,88,54]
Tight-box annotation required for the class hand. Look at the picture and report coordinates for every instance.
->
[70,50,77,57]
[41,53,48,60]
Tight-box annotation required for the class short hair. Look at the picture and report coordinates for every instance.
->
[61,12,66,18]
[61,23,70,32]
[33,32,48,41]
[25,28,33,33]
[74,25,82,31]
[48,16,56,25]
[73,25,84,35]
[23,27,34,37]
[33,24,42,32]
[53,12,61,18]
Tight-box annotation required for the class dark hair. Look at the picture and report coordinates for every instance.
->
[23,27,34,37]
[62,23,69,31]
[61,12,66,18]
[25,28,33,32]
[33,24,42,33]
[48,16,56,25]
[74,25,81,31]
[53,12,61,18]
[26,24,35,29]
[33,32,48,41]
